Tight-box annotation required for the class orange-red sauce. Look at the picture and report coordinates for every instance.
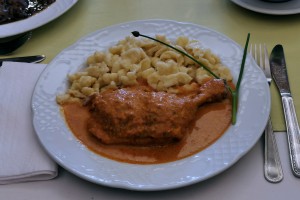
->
[62,98,232,164]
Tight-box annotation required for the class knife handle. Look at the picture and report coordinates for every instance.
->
[282,96,300,177]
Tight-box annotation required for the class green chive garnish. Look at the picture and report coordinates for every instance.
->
[230,33,250,124]
[131,31,250,125]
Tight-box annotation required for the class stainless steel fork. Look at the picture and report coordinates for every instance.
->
[250,44,283,183]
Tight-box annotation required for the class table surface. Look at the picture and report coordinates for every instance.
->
[1,0,300,199]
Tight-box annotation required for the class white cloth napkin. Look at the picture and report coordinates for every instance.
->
[0,62,57,184]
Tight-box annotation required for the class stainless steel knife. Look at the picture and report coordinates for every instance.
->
[0,55,46,67]
[270,44,300,177]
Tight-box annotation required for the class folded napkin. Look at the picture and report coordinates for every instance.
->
[0,62,57,184]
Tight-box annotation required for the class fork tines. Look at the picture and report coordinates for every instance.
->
[250,44,272,84]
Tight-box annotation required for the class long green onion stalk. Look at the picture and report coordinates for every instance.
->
[131,31,250,124]
[231,33,250,124]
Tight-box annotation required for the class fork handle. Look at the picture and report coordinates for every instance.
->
[264,116,283,182]
[282,96,300,177]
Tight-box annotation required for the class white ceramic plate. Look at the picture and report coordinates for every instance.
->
[0,0,78,38]
[32,19,270,191]
[231,0,300,15]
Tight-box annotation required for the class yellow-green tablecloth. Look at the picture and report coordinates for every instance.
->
[6,0,300,131]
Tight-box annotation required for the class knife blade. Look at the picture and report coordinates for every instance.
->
[270,44,300,177]
[0,55,46,67]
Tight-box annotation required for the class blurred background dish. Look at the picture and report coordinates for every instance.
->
[0,0,78,38]
[231,0,300,15]
[263,0,291,2]
[0,0,56,25]
[0,32,32,55]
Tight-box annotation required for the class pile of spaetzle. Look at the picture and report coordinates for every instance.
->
[56,35,232,105]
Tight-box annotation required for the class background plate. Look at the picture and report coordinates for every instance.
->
[0,0,78,38]
[231,0,300,15]
[32,19,270,191]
